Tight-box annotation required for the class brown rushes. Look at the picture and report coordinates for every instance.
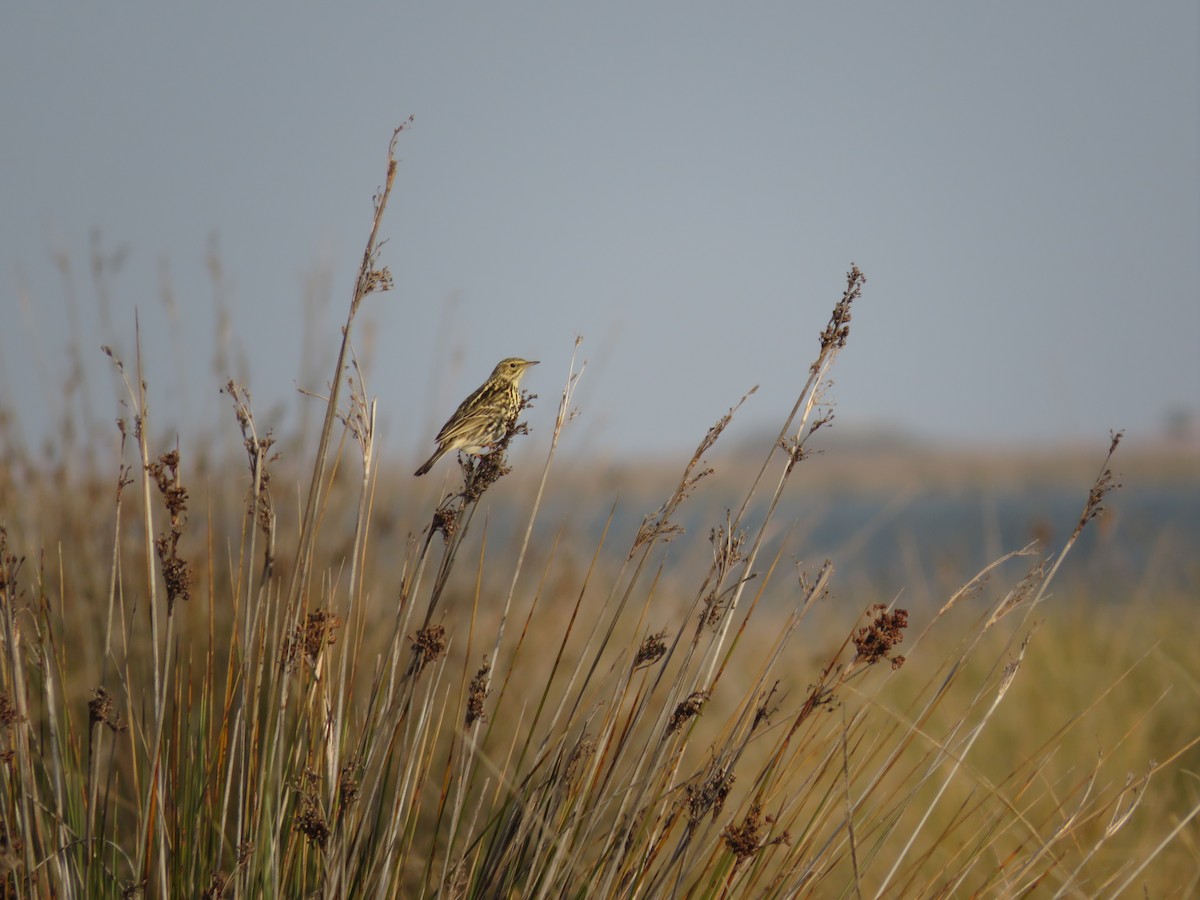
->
[0,129,1196,900]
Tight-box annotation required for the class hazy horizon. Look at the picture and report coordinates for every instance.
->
[3,3,1197,460]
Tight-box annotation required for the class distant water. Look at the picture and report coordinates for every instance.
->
[705,483,1200,603]
[806,484,1189,574]
[535,480,1199,605]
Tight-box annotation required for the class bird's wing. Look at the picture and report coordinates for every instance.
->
[434,382,508,444]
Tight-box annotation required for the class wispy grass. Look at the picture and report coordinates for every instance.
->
[0,126,1196,899]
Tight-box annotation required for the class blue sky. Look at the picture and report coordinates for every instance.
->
[2,3,1197,462]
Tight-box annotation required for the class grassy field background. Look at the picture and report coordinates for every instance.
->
[1,140,1197,898]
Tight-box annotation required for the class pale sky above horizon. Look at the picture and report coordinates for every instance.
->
[2,3,1198,464]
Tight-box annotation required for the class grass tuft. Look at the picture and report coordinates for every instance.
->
[0,128,1195,898]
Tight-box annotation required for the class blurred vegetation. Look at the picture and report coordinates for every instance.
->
[0,131,1197,898]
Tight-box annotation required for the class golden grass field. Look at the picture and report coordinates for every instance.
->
[1,134,1196,898]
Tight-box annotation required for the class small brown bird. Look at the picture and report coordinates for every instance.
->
[414,357,539,476]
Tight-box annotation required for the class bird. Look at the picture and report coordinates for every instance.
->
[414,357,539,476]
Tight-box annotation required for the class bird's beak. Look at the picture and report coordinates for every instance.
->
[526,360,540,367]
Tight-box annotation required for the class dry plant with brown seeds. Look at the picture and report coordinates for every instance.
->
[0,126,1196,900]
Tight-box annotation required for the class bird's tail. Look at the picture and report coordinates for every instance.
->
[414,446,447,477]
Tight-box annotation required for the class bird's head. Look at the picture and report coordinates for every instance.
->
[492,357,539,384]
